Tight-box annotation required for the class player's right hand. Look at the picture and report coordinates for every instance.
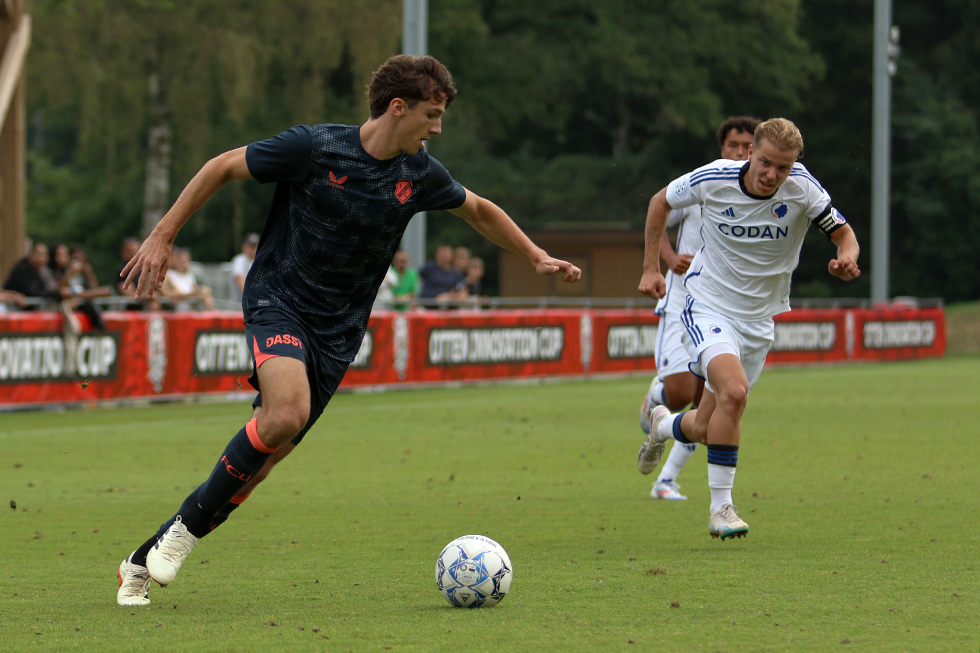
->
[120,235,173,299]
[638,270,666,300]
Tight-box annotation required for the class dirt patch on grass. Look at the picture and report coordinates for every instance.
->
[944,301,980,355]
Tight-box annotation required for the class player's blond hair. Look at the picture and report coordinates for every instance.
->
[754,118,804,158]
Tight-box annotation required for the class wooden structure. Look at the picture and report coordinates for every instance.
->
[0,0,29,279]
[498,226,645,299]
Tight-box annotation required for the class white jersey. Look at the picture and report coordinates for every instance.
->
[667,159,841,321]
[655,204,704,317]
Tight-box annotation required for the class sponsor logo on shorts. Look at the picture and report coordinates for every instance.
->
[265,334,303,349]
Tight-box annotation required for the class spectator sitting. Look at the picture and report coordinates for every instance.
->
[3,242,110,326]
[390,250,419,311]
[63,245,111,329]
[230,232,259,303]
[47,242,73,288]
[445,256,486,307]
[116,237,161,311]
[0,288,26,314]
[162,247,214,311]
[418,244,462,307]
[452,246,471,277]
[66,246,104,294]
[3,242,65,305]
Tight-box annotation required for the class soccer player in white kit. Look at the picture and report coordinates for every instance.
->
[640,116,760,501]
[636,118,861,539]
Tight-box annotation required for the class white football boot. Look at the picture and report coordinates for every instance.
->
[709,503,749,540]
[651,479,688,500]
[146,516,200,586]
[117,552,151,606]
[637,405,671,475]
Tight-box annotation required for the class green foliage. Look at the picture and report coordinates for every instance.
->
[26,0,401,279]
[21,0,980,300]
[891,63,980,301]
[1,360,978,649]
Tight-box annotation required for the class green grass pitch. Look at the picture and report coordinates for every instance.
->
[1,357,978,651]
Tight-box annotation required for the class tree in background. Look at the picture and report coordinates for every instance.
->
[26,0,400,280]
[21,0,980,302]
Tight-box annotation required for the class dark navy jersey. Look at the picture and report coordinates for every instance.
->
[243,123,466,362]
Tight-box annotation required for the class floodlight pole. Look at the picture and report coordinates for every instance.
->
[871,0,897,304]
[400,0,428,269]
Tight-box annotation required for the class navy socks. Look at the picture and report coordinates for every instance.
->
[180,419,275,537]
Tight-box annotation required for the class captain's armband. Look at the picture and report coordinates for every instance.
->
[814,206,847,237]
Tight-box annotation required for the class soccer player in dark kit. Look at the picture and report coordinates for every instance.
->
[116,54,581,606]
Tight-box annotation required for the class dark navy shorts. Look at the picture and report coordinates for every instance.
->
[244,308,350,444]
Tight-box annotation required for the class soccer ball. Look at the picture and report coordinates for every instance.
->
[435,534,513,608]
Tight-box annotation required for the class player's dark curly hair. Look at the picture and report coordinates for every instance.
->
[367,55,457,119]
[716,115,762,148]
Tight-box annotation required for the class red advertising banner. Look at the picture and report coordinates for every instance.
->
[0,305,947,409]
[588,310,660,373]
[849,306,946,361]
[767,308,849,365]
[408,310,583,383]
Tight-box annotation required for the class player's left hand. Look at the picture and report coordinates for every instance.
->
[535,258,582,283]
[828,258,861,281]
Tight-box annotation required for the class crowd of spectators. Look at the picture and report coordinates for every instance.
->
[2,240,111,326]
[375,243,486,311]
[2,236,488,317]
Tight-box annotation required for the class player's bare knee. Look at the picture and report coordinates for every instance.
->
[716,383,748,416]
[260,404,309,445]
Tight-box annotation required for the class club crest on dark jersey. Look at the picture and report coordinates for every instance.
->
[395,180,413,204]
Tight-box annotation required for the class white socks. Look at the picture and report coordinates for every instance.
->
[658,442,698,482]
[708,463,736,513]
[656,413,678,441]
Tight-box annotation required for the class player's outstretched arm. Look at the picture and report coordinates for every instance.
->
[827,224,861,282]
[638,188,671,300]
[449,189,581,283]
[121,147,253,298]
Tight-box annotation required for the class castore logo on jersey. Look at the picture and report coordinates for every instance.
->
[327,171,348,189]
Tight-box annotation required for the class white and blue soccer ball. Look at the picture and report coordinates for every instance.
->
[435,534,513,608]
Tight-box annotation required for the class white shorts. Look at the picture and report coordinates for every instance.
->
[655,311,696,378]
[680,296,774,390]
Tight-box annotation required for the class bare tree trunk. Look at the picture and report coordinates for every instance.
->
[141,41,172,238]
